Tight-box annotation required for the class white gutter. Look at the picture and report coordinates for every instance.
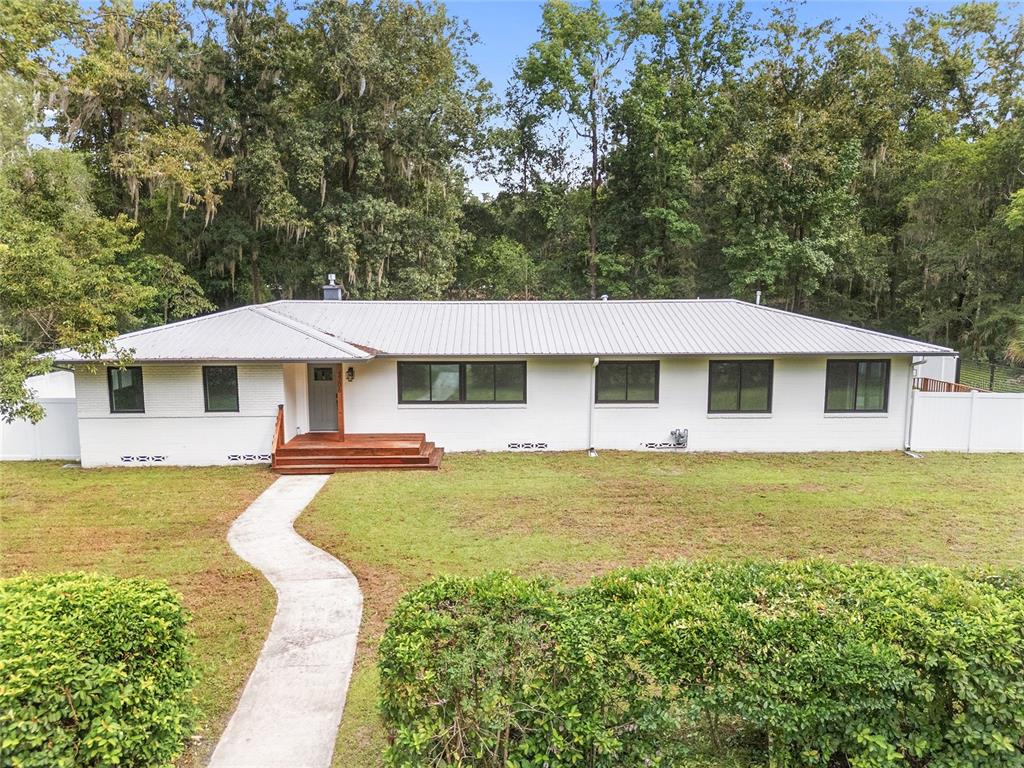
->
[588,357,599,456]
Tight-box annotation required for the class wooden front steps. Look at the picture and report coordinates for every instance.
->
[272,432,443,474]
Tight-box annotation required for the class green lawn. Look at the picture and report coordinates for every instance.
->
[293,451,1024,768]
[3,453,1023,767]
[0,462,276,768]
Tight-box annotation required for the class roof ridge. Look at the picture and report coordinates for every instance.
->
[266,298,736,305]
[739,301,951,352]
[251,306,372,358]
[48,305,255,358]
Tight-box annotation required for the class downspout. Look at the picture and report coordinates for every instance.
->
[904,357,926,452]
[588,357,599,457]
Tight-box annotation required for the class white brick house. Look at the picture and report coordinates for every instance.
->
[51,298,956,470]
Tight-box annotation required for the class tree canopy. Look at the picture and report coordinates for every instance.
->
[3,0,1023,418]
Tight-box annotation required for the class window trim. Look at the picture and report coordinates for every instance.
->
[824,359,891,414]
[397,361,527,405]
[594,360,660,404]
[203,365,240,413]
[107,366,145,414]
[707,359,774,414]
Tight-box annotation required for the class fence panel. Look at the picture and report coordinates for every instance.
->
[958,358,1024,393]
[911,391,1024,452]
[0,398,81,460]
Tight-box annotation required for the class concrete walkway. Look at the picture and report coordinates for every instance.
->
[208,475,363,768]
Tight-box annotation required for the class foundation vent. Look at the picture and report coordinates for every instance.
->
[120,455,167,463]
[228,454,272,463]
[507,442,549,451]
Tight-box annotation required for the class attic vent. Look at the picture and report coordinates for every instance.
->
[120,455,167,463]
[508,442,549,451]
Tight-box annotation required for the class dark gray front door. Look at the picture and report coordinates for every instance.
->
[308,365,339,431]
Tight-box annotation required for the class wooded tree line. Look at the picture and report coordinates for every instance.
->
[2,0,1023,418]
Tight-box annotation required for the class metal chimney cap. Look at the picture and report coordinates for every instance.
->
[599,294,609,301]
[327,273,337,286]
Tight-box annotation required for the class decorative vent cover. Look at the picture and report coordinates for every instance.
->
[507,442,549,451]
[227,454,272,463]
[120,455,167,463]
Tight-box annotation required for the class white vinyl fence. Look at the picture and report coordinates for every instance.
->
[0,398,81,460]
[909,390,1024,452]
[0,372,81,461]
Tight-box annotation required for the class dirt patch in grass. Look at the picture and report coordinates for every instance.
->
[295,450,1024,768]
[0,462,277,767]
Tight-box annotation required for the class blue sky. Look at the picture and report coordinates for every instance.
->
[449,0,966,194]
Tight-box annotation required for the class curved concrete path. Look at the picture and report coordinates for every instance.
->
[209,475,363,768]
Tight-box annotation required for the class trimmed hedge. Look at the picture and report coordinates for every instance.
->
[380,562,1024,768]
[0,573,197,768]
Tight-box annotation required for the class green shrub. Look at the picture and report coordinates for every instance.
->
[0,572,198,768]
[380,562,1024,768]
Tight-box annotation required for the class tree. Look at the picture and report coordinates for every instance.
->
[605,0,749,298]
[705,10,867,311]
[0,148,211,422]
[56,0,490,306]
[517,0,645,298]
[900,121,1024,355]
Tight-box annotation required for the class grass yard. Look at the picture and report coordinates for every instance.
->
[293,451,1024,768]
[0,461,277,767]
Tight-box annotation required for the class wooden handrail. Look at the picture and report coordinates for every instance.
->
[913,377,986,393]
[272,404,285,455]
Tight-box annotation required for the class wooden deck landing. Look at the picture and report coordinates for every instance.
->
[272,432,444,474]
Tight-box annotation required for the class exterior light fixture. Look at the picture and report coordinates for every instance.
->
[346,367,355,382]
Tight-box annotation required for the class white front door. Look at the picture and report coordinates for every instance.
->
[307,365,339,432]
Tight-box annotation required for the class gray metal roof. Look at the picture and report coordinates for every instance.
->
[52,306,373,363]
[53,299,954,363]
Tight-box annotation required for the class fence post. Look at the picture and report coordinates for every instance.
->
[966,389,978,453]
[989,363,996,391]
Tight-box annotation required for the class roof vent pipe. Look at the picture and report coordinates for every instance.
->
[600,294,609,301]
[322,273,343,301]
[755,289,762,305]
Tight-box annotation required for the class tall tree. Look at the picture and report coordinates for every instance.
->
[606,0,749,298]
[0,147,210,422]
[56,0,490,306]
[517,0,643,298]
[900,120,1024,355]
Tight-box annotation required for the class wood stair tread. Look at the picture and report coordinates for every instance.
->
[272,432,443,473]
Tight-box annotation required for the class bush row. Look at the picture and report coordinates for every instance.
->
[380,561,1024,768]
[0,573,197,768]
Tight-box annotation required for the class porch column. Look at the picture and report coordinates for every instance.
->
[337,368,345,439]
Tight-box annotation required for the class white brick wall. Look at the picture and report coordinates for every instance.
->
[69,356,914,466]
[339,356,913,453]
[75,363,284,467]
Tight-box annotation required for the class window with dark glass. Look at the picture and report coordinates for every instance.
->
[203,366,239,412]
[107,366,145,413]
[595,361,659,403]
[708,360,773,413]
[825,360,890,413]
[398,362,526,404]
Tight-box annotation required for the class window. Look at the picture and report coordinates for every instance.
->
[708,360,773,413]
[203,366,239,412]
[107,366,145,413]
[595,361,659,403]
[825,360,890,413]
[398,362,526,404]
